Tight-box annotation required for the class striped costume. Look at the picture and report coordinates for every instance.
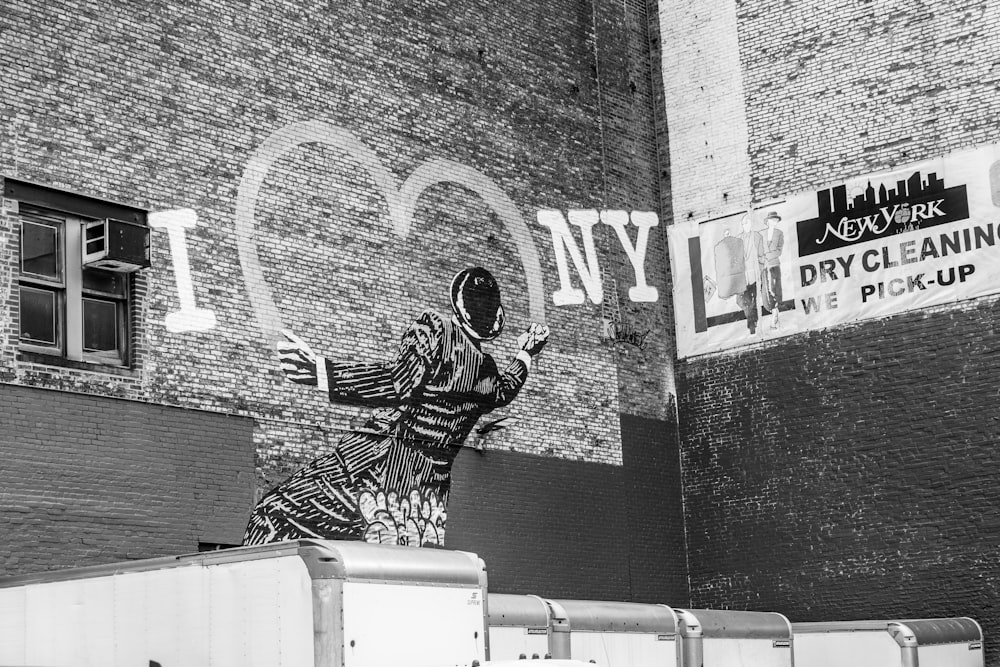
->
[243,309,530,546]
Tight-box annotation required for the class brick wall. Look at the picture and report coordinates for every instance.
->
[666,0,1000,663]
[658,0,752,222]
[0,0,677,597]
[449,414,687,603]
[0,0,672,458]
[679,302,1000,644]
[621,413,687,603]
[0,383,254,574]
[739,0,1000,202]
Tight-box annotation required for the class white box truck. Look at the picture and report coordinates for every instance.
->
[677,609,793,667]
[550,599,679,666]
[487,593,566,660]
[487,595,678,666]
[0,539,489,667]
[792,617,984,667]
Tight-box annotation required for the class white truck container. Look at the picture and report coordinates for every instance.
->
[792,617,984,667]
[487,593,564,660]
[478,661,596,667]
[487,595,678,666]
[677,609,793,667]
[0,539,490,667]
[553,599,679,666]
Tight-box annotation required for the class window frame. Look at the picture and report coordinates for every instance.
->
[5,178,148,371]
[17,207,133,368]
[18,284,62,350]
[18,210,68,356]
[80,272,130,366]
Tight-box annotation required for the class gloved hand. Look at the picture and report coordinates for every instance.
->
[517,322,550,357]
[277,330,318,385]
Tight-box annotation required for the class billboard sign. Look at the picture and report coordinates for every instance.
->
[668,142,1000,358]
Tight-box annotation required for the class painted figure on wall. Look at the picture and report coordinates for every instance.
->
[711,213,765,335]
[761,211,784,330]
[736,213,764,335]
[243,267,550,547]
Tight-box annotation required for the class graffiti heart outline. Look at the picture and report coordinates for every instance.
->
[234,120,546,344]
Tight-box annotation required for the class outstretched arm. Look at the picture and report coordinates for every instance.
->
[492,323,550,407]
[276,330,323,386]
[278,330,387,405]
[277,314,444,407]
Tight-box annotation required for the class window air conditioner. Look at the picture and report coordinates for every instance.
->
[82,219,151,272]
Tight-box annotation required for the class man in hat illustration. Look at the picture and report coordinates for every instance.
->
[243,267,550,547]
[762,211,784,330]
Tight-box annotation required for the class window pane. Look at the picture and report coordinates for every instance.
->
[82,268,127,297]
[21,221,61,280]
[20,286,58,346]
[83,298,119,352]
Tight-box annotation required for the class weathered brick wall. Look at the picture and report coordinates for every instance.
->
[0,383,254,573]
[667,0,1000,662]
[0,0,671,456]
[679,302,1000,641]
[598,0,678,415]
[658,0,752,221]
[449,414,687,603]
[0,0,682,592]
[740,0,1000,200]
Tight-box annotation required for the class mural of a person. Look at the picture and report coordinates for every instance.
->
[243,267,550,547]
[736,213,764,334]
[761,211,784,330]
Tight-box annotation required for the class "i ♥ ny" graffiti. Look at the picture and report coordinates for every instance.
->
[150,121,660,335]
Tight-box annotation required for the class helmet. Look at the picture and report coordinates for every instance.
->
[450,267,505,340]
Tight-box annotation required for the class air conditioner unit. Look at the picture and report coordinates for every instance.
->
[82,218,151,272]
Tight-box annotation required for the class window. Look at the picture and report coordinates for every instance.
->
[18,205,131,366]
[6,178,148,369]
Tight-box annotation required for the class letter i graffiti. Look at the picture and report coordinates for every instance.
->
[148,209,217,333]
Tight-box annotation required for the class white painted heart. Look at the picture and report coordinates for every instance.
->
[234,120,546,343]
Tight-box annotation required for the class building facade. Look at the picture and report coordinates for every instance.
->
[661,0,1000,664]
[0,0,683,602]
[5,0,1000,663]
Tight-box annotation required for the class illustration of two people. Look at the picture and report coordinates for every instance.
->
[714,211,784,334]
[243,267,549,547]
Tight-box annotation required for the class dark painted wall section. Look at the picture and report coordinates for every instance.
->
[448,447,630,600]
[448,414,687,604]
[678,301,1000,654]
[0,384,255,574]
[622,414,687,603]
